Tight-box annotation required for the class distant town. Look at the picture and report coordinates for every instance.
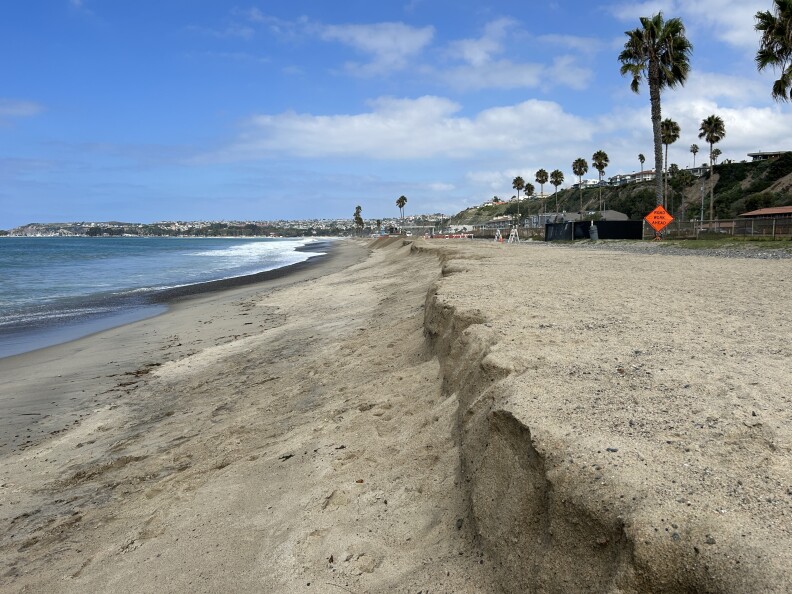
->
[1,214,449,238]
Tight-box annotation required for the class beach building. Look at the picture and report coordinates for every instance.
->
[739,206,792,218]
[557,209,629,222]
[476,215,513,230]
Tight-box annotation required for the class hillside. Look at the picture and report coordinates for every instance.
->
[450,153,792,225]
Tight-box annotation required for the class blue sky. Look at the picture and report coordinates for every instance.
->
[1,0,789,228]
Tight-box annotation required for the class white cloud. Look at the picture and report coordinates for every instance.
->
[445,17,516,66]
[668,71,767,105]
[439,19,593,91]
[550,55,594,90]
[440,60,545,91]
[607,0,764,49]
[203,95,594,162]
[466,170,511,192]
[318,22,434,75]
[0,99,43,118]
[428,182,455,191]
[607,0,674,21]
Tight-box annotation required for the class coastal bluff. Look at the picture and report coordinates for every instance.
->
[416,237,791,592]
[1,237,790,592]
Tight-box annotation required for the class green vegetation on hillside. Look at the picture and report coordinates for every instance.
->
[450,153,792,226]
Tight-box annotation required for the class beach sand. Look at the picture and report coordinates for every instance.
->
[1,237,790,592]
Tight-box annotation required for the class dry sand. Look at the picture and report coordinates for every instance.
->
[1,237,790,593]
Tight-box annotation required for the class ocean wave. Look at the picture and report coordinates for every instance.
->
[0,306,116,328]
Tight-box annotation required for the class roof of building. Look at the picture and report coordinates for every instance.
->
[747,151,787,157]
[739,206,792,217]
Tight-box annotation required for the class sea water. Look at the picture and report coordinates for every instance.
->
[0,236,327,358]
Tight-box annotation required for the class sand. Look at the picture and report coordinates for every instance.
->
[1,237,791,593]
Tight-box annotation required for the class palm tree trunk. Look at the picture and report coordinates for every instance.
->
[649,59,664,207]
[516,189,520,226]
[709,143,714,222]
[664,144,669,209]
[598,177,602,211]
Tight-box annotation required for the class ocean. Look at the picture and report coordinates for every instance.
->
[0,236,328,358]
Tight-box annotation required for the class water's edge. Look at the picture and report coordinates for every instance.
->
[0,241,334,359]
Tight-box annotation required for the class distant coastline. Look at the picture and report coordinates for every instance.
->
[1,212,449,238]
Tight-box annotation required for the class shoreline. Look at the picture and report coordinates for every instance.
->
[0,239,365,456]
[0,239,336,360]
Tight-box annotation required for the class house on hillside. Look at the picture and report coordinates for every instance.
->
[608,170,656,186]
[570,179,606,190]
[687,165,708,178]
[747,151,788,162]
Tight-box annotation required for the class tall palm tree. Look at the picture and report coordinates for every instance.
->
[639,153,646,174]
[755,0,792,101]
[354,205,364,236]
[619,13,693,206]
[591,150,609,211]
[535,168,549,213]
[661,118,680,208]
[550,169,564,213]
[690,143,699,167]
[396,195,408,229]
[572,158,588,212]
[698,114,726,221]
[523,182,535,225]
[512,176,525,226]
[711,148,722,164]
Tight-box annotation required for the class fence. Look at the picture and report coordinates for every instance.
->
[471,217,792,242]
[647,217,792,240]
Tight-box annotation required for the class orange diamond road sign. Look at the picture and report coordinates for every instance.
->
[645,205,674,232]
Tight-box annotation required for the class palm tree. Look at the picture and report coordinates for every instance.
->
[660,118,680,208]
[396,195,407,229]
[354,205,364,236]
[591,150,609,211]
[711,148,722,164]
[523,182,535,225]
[535,169,549,213]
[512,176,525,226]
[572,158,588,212]
[619,13,693,206]
[698,114,725,221]
[755,0,792,101]
[550,169,564,213]
[690,143,699,167]
[638,153,646,173]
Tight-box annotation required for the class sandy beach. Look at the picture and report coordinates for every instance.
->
[1,237,791,593]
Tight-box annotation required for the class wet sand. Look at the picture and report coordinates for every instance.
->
[0,240,359,456]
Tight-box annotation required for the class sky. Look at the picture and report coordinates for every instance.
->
[1,0,790,228]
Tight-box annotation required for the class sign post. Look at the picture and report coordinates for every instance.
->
[644,205,674,240]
